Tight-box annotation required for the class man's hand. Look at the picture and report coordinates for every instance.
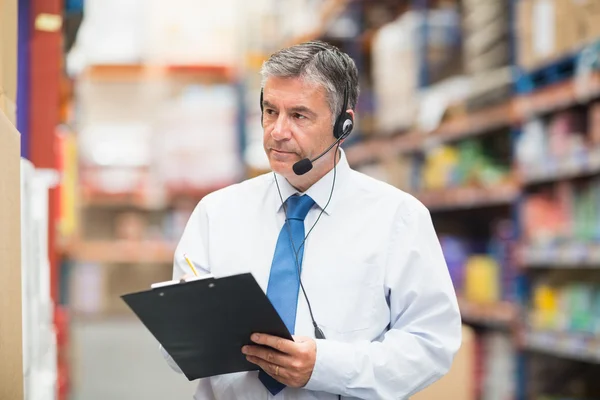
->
[242,333,316,388]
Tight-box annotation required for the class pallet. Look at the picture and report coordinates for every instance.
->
[515,54,577,94]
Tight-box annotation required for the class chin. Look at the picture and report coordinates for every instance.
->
[269,159,292,176]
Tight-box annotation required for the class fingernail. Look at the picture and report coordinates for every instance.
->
[252,334,260,341]
[241,346,247,354]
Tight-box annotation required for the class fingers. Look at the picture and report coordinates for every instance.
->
[245,355,288,381]
[250,333,295,354]
[242,345,292,368]
[243,336,316,389]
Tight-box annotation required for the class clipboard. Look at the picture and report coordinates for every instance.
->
[120,272,293,381]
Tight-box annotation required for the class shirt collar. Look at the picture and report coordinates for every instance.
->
[272,148,351,216]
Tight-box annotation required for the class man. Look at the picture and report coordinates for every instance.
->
[162,41,462,399]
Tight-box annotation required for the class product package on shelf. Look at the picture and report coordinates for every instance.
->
[354,155,415,193]
[67,0,239,75]
[567,0,600,49]
[76,69,243,207]
[479,331,517,400]
[371,6,461,135]
[462,0,511,74]
[143,0,239,66]
[76,73,168,205]
[516,0,600,72]
[462,0,513,111]
[520,175,600,265]
[151,83,243,195]
[419,135,512,193]
[20,159,61,400]
[515,108,598,184]
[530,276,600,339]
[516,0,574,71]
[440,218,518,305]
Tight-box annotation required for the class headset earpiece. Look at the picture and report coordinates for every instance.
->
[260,89,264,127]
[339,113,353,140]
[333,83,353,140]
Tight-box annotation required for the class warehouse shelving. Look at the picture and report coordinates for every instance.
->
[346,72,600,169]
[518,147,600,185]
[63,239,176,264]
[346,100,514,165]
[518,242,600,269]
[315,1,600,397]
[523,330,600,364]
[458,297,519,328]
[415,184,519,212]
[80,63,235,83]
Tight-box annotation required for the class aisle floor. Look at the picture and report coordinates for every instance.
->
[70,317,197,400]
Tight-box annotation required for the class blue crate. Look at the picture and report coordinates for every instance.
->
[515,54,577,94]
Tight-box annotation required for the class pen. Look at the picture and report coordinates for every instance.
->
[183,253,199,277]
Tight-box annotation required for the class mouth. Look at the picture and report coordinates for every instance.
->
[271,149,296,155]
[269,148,299,163]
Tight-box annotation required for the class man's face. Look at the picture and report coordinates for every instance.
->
[262,76,334,179]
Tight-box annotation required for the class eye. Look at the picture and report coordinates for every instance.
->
[293,113,306,120]
[265,109,277,116]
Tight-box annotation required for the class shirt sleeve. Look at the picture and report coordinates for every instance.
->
[160,199,212,373]
[304,198,462,399]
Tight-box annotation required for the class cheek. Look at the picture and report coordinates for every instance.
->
[262,125,274,143]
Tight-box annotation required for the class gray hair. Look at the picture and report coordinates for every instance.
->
[260,41,360,124]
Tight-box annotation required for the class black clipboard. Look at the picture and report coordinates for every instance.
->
[121,273,293,381]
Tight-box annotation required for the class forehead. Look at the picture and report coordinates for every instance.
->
[263,76,329,108]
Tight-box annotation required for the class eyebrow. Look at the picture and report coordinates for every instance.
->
[262,100,317,118]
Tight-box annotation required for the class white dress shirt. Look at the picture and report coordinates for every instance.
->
[161,149,462,400]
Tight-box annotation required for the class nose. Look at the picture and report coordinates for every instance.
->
[270,114,292,141]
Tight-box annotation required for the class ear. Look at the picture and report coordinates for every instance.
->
[346,109,355,122]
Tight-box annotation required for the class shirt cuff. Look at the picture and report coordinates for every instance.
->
[303,339,352,393]
[160,344,183,374]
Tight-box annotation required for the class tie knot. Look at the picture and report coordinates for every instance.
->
[286,195,315,221]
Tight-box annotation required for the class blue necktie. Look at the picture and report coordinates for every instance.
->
[259,194,315,396]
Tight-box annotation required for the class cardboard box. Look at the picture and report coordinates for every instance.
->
[0,0,23,399]
[412,325,475,400]
[516,0,580,70]
[569,0,600,45]
[1,0,18,123]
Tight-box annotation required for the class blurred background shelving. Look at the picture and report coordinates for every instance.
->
[8,0,600,399]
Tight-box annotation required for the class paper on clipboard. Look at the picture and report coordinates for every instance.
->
[150,274,214,289]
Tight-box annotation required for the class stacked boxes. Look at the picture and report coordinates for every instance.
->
[462,0,511,74]
[462,0,513,110]
[516,0,600,71]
